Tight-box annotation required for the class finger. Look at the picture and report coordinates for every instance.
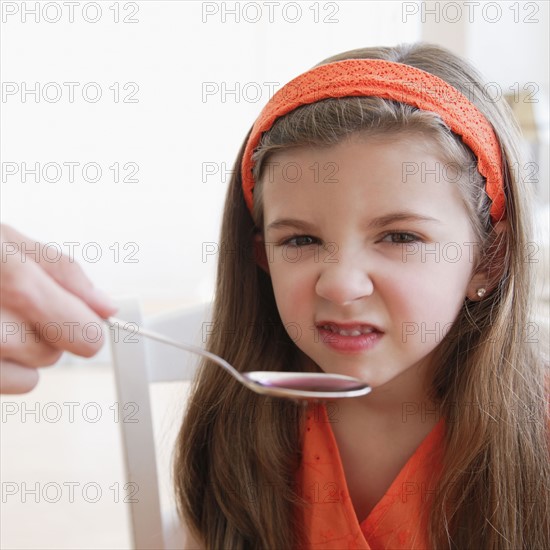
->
[0,361,40,394]
[1,224,117,318]
[39,255,118,319]
[1,310,65,367]
[1,257,107,357]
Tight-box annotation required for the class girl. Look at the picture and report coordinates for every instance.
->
[174,43,549,549]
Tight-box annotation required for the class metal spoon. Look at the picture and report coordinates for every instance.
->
[106,317,371,400]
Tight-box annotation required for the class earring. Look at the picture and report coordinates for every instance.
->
[476,288,487,298]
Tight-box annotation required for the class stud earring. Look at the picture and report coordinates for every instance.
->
[476,288,487,298]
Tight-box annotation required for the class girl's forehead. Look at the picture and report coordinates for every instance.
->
[260,134,473,232]
[262,134,452,184]
[263,131,450,166]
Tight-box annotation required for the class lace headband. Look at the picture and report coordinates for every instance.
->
[241,59,505,223]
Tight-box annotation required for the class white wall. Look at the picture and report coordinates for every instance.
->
[1,1,419,314]
[2,1,548,322]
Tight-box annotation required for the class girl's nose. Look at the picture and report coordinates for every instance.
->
[315,257,374,306]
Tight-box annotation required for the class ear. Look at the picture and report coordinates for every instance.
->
[253,232,270,275]
[466,220,507,301]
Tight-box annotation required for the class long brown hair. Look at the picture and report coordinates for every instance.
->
[174,43,549,549]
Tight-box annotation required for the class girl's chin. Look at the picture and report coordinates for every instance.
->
[311,361,378,386]
[313,362,413,390]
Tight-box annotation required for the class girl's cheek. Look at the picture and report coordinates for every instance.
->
[271,265,312,307]
[382,273,444,319]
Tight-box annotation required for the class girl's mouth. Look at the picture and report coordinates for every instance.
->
[316,322,384,353]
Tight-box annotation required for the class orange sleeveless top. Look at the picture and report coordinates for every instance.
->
[297,404,445,549]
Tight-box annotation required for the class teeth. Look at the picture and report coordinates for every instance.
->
[340,329,362,336]
[321,325,374,336]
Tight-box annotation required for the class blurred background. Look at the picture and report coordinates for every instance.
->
[1,1,548,548]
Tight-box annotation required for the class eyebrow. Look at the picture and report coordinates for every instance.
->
[265,212,441,233]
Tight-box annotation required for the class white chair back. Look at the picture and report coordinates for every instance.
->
[109,299,211,549]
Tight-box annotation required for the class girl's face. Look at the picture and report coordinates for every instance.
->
[259,133,482,394]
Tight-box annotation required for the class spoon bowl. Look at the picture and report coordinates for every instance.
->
[243,371,371,399]
[106,317,371,400]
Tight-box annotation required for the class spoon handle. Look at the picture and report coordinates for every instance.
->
[105,317,244,382]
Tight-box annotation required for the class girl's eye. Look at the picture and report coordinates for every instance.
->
[381,232,420,244]
[283,235,318,247]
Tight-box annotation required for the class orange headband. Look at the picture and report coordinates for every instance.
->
[241,59,505,223]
